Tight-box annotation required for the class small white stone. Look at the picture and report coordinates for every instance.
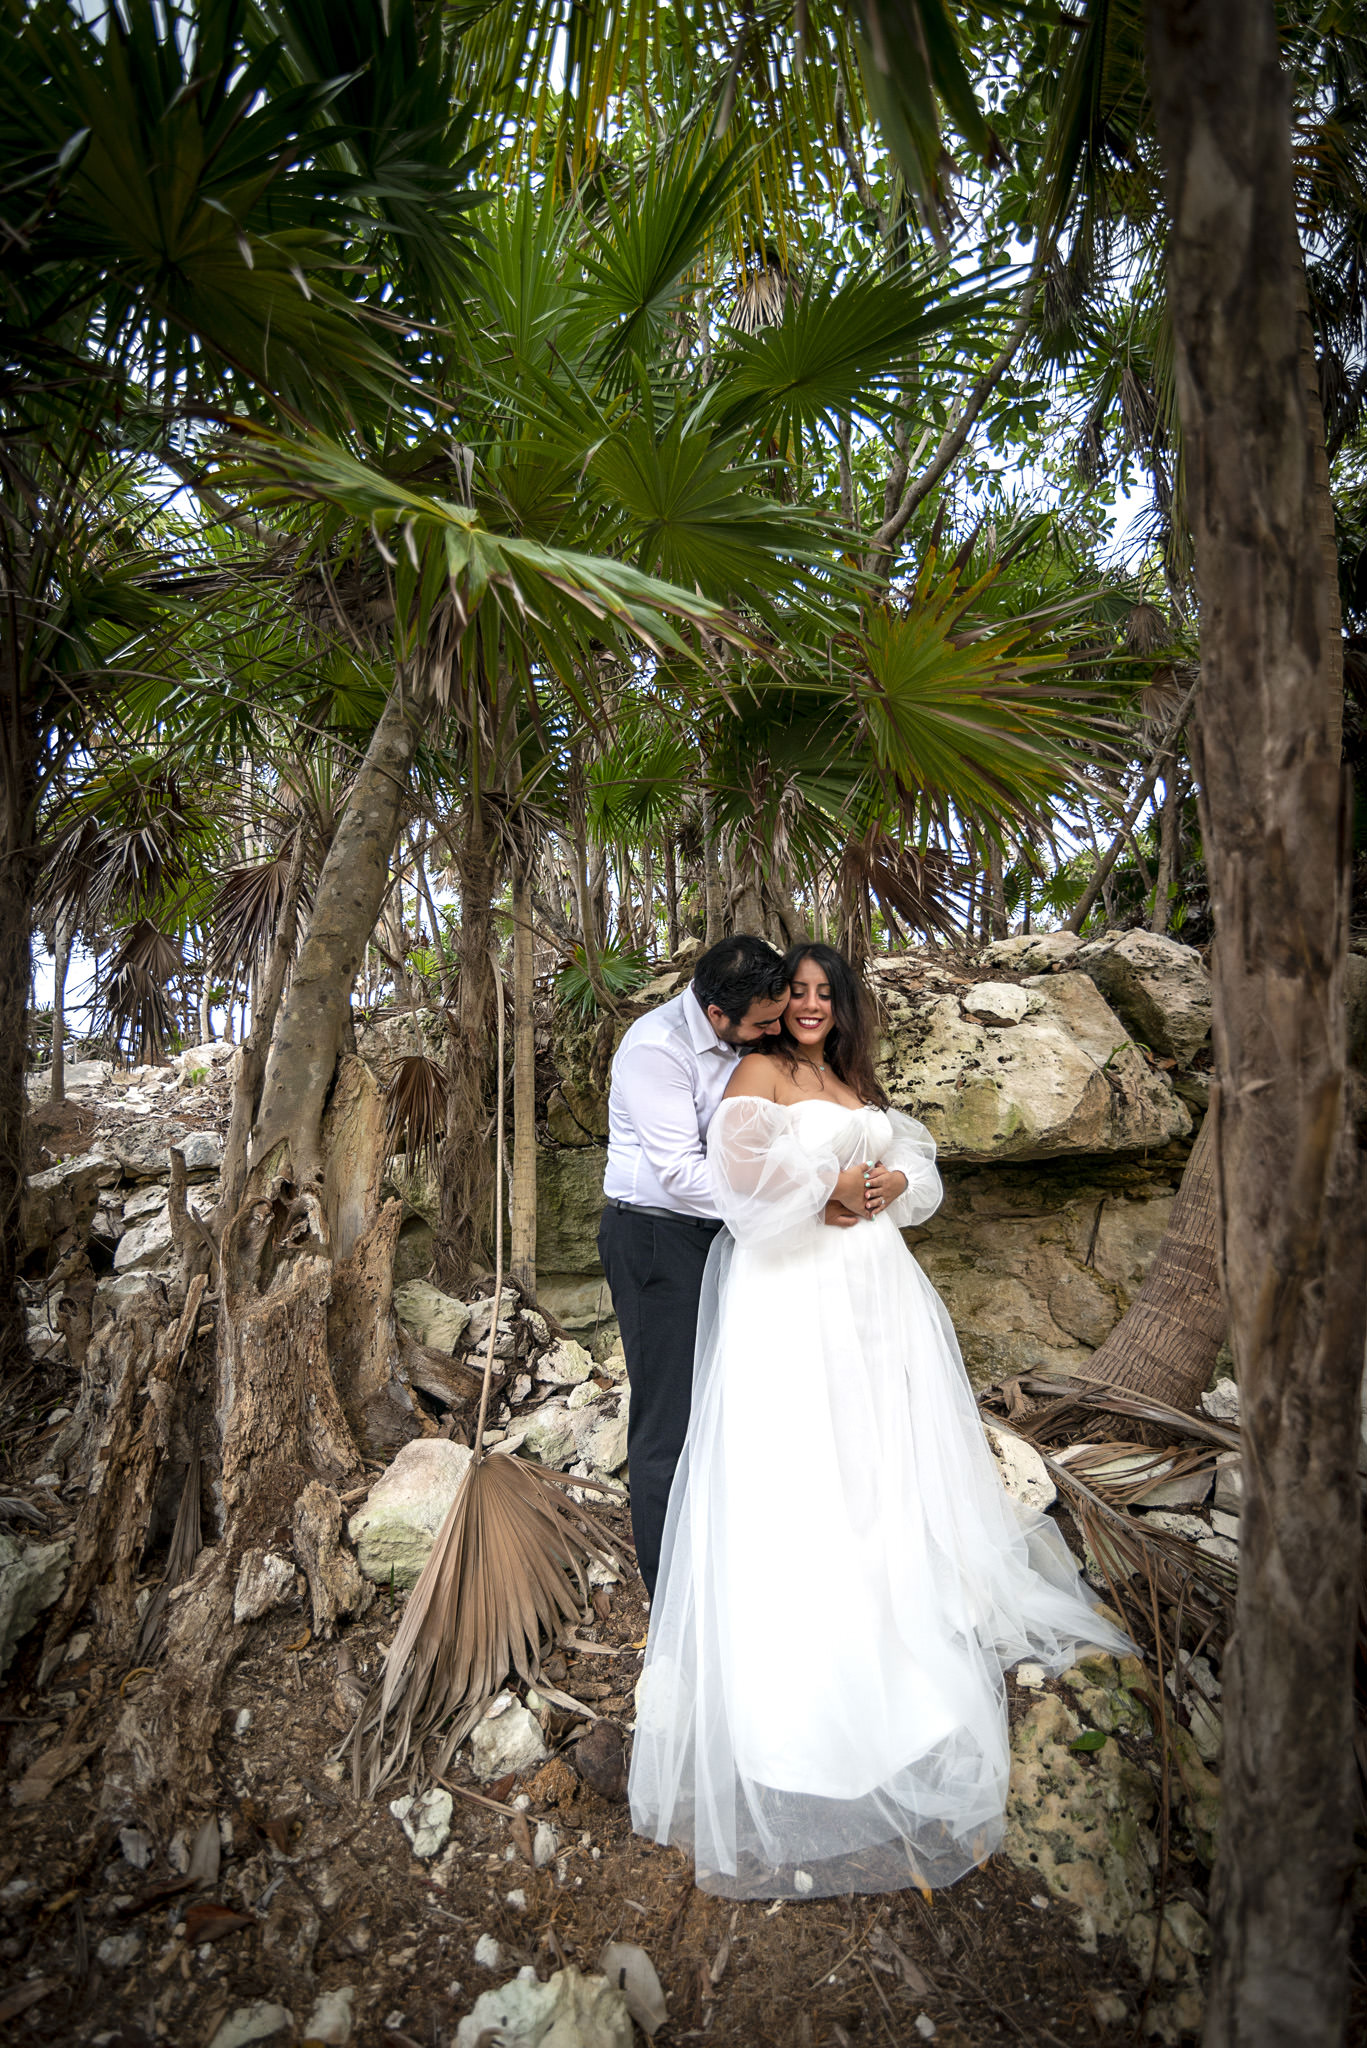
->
[1015,1662,1046,1690]
[233,1708,252,1736]
[1031,1895,1050,1910]
[1199,1381,1240,1425]
[532,1821,558,1869]
[118,1826,152,1870]
[505,1889,527,1912]
[63,1631,90,1662]
[389,1788,453,1860]
[914,2016,937,2041]
[793,1869,815,1894]
[96,1931,144,1969]
[1210,1509,1240,1542]
[512,1793,531,1811]
[473,1933,502,1969]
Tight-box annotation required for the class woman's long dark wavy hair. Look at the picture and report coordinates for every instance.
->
[756,942,888,1107]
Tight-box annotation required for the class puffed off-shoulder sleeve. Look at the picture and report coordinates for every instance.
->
[707,1096,841,1246]
[881,1109,943,1227]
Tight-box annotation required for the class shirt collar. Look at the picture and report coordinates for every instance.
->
[684,984,734,1058]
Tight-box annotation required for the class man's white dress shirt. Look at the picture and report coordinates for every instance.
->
[602,985,739,1219]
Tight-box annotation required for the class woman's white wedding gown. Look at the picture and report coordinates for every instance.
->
[628,1095,1133,1899]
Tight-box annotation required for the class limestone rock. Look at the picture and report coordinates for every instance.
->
[113,1206,176,1272]
[1200,1380,1240,1426]
[536,1337,595,1387]
[538,1148,610,1273]
[390,1787,453,1858]
[392,1213,435,1283]
[0,1533,70,1675]
[470,1694,549,1781]
[208,2001,294,2048]
[881,974,1189,1163]
[1074,929,1212,1067]
[981,932,1082,975]
[983,1423,1056,1512]
[175,1040,238,1081]
[22,1150,120,1253]
[1003,1690,1157,1951]
[962,981,1029,1027]
[393,1280,471,1353]
[455,1966,633,2048]
[467,1288,519,1344]
[573,1391,629,1475]
[520,1403,578,1470]
[567,1378,602,1412]
[537,1274,616,1338]
[233,1549,296,1623]
[348,1438,473,1588]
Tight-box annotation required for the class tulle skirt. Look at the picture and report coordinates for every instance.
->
[628,1211,1133,1898]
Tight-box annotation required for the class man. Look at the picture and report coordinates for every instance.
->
[598,935,789,1597]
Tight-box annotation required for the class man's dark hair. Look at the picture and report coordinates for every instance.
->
[692,934,788,1028]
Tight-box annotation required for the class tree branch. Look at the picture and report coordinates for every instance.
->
[871,255,1045,573]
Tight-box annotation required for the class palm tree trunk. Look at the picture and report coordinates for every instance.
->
[509,859,537,1298]
[1085,1112,1224,1408]
[702,787,724,943]
[664,835,680,954]
[436,803,498,1287]
[1148,8,1367,2043]
[0,680,39,1375]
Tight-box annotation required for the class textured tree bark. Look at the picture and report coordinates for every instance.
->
[436,804,498,1287]
[252,687,420,1188]
[1085,1112,1224,1409]
[1149,772,1181,933]
[1147,6,1367,2043]
[0,699,39,1380]
[510,861,538,1298]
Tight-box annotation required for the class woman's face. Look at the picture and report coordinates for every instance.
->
[785,956,834,1055]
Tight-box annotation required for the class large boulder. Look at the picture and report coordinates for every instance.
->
[22,1150,120,1254]
[982,932,1082,976]
[348,1438,473,1588]
[113,1207,176,1273]
[393,1280,470,1352]
[1003,1683,1158,1951]
[538,1147,610,1273]
[0,1532,70,1675]
[1073,930,1212,1067]
[881,972,1190,1162]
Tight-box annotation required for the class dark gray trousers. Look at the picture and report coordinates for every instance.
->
[597,1201,723,1600]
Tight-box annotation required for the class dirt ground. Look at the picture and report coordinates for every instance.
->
[3,1346,1366,2047]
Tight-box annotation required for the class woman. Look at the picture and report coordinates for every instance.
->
[629,942,1132,1900]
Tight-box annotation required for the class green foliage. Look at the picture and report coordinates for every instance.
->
[555,943,650,1024]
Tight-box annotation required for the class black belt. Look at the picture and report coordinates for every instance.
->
[608,1199,723,1230]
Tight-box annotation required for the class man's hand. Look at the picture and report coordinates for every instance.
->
[823,1197,861,1229]
[862,1161,908,1216]
[833,1165,868,1215]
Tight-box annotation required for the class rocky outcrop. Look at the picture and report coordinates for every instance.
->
[0,1532,71,1675]
[349,1438,473,1589]
[879,969,1190,1163]
[1072,930,1213,1067]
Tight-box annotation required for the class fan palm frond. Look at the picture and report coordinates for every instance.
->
[97,919,184,1063]
[208,838,312,981]
[382,1053,448,1171]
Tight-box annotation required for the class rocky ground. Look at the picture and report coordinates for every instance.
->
[3,941,1366,2046]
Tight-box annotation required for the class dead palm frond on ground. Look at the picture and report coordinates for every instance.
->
[355,956,630,1796]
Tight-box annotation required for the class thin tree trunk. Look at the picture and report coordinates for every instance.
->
[985,842,1007,940]
[436,803,498,1288]
[252,687,420,1189]
[702,788,724,944]
[1067,677,1201,933]
[1150,771,1182,933]
[50,911,72,1105]
[664,835,680,954]
[0,695,39,1374]
[1086,1112,1225,1408]
[509,860,537,1299]
[1148,8,1367,2042]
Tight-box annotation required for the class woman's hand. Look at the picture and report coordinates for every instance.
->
[862,1162,908,1216]
[832,1165,869,1216]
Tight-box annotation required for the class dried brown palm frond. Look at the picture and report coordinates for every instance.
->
[208,838,312,981]
[382,1053,447,1173]
[840,829,965,946]
[1123,600,1170,655]
[1050,1438,1221,1511]
[97,920,184,1064]
[730,249,792,333]
[355,955,630,1798]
